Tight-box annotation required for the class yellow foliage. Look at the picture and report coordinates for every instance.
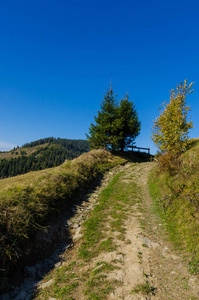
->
[151,80,194,172]
[152,80,194,154]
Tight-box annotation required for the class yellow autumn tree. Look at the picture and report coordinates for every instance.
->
[151,80,194,172]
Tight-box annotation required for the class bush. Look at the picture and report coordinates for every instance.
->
[156,151,181,175]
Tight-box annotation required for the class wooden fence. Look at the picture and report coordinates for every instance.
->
[130,146,150,154]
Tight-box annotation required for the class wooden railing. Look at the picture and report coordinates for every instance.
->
[130,146,150,154]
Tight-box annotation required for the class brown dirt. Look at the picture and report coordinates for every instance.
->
[35,162,199,299]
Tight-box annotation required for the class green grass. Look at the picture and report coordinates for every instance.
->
[91,261,118,275]
[148,139,199,274]
[78,170,140,260]
[34,162,143,299]
[84,275,116,299]
[36,261,80,299]
[0,143,49,159]
[0,149,126,290]
[131,281,156,295]
[84,262,120,300]
[78,173,122,260]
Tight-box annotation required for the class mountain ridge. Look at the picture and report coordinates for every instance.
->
[0,137,90,179]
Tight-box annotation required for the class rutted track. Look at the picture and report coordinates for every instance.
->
[2,162,199,299]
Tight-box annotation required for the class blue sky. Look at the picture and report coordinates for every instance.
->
[0,0,198,154]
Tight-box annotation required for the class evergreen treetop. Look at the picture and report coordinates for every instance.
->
[87,86,141,151]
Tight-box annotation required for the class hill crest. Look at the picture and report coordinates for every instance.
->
[0,137,90,178]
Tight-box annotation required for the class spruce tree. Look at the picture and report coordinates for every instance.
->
[87,87,141,151]
[87,87,119,150]
[117,95,141,151]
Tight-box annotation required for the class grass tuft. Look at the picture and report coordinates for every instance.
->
[131,281,156,295]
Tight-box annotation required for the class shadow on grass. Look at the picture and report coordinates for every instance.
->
[112,151,153,163]
[2,172,108,295]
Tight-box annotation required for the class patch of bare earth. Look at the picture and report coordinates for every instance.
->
[35,162,199,300]
[108,162,199,300]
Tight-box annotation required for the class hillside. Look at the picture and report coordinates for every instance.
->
[0,145,198,299]
[0,149,127,293]
[30,161,198,300]
[149,138,199,274]
[0,138,90,179]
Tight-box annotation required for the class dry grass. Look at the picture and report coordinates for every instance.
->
[0,164,68,190]
[149,138,199,274]
[0,143,49,159]
[0,150,126,287]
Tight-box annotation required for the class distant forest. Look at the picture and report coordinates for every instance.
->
[0,138,90,179]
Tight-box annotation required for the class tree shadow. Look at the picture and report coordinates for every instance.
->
[112,150,153,163]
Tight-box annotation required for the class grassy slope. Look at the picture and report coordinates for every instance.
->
[148,139,199,274]
[0,144,49,159]
[35,162,141,300]
[0,163,65,190]
[0,150,126,283]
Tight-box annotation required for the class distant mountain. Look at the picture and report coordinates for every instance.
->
[0,137,90,178]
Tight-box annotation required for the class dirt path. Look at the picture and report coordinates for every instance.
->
[116,162,199,300]
[34,162,199,300]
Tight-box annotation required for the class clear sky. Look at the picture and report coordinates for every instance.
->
[0,0,198,154]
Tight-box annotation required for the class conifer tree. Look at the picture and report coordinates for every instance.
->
[87,87,119,150]
[117,95,141,151]
[87,87,141,151]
